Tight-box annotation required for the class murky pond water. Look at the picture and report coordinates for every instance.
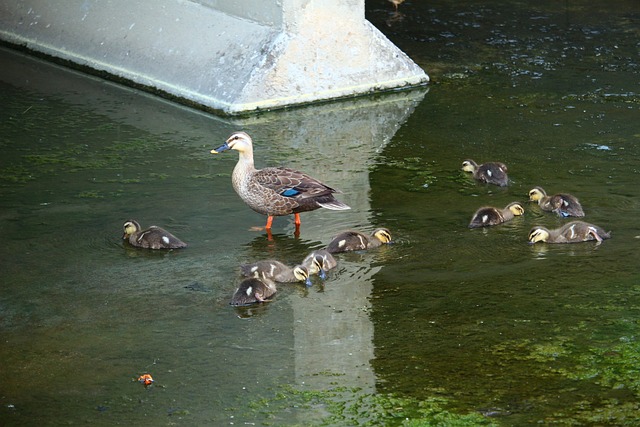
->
[1,0,639,425]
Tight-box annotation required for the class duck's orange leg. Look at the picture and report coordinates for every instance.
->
[294,213,301,226]
[265,216,274,230]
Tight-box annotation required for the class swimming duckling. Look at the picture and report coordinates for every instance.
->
[302,249,337,279]
[230,277,277,306]
[528,186,585,217]
[468,202,525,228]
[326,228,392,254]
[528,221,610,244]
[461,159,509,187]
[211,131,350,231]
[240,260,311,287]
[122,220,187,249]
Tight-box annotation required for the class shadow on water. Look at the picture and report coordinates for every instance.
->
[1,0,640,425]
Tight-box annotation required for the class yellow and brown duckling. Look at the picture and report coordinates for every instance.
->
[528,186,585,217]
[528,221,610,244]
[122,220,187,249]
[230,277,277,306]
[462,159,509,187]
[211,131,350,231]
[326,228,392,254]
[468,202,525,228]
[240,260,311,287]
[302,249,337,279]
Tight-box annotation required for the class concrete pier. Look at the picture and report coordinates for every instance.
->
[0,0,428,115]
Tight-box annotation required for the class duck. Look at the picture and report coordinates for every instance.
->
[302,249,337,279]
[528,221,610,244]
[230,277,277,306]
[211,131,350,231]
[388,0,405,11]
[240,260,312,287]
[122,220,187,249]
[468,202,525,228]
[326,228,392,254]
[528,186,585,217]
[461,159,509,187]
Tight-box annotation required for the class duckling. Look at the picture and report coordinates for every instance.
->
[230,277,277,306]
[528,186,585,217]
[240,260,312,287]
[528,221,610,244]
[122,220,187,249]
[461,159,509,187]
[211,132,350,231]
[326,228,392,254]
[468,202,525,228]
[302,249,337,279]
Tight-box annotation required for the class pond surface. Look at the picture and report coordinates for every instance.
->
[1,0,639,425]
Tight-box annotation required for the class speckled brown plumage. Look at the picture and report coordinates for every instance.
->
[211,132,350,230]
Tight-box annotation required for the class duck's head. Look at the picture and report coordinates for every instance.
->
[373,228,393,244]
[122,220,141,239]
[507,202,525,216]
[528,187,546,202]
[528,226,549,244]
[461,159,478,173]
[293,266,312,287]
[211,131,252,155]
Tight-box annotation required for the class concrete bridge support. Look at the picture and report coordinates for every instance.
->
[0,0,428,115]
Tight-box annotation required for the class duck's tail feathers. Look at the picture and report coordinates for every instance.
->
[319,200,351,211]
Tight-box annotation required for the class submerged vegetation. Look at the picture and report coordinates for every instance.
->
[233,384,496,426]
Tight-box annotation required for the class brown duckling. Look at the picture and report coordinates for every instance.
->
[230,277,277,306]
[211,131,350,231]
[326,228,392,254]
[240,260,311,287]
[528,221,610,244]
[468,202,525,228]
[302,249,337,279]
[122,220,187,249]
[461,159,509,187]
[528,186,585,217]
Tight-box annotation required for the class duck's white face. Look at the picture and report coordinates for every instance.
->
[211,131,252,154]
[528,188,544,201]
[528,227,549,243]
[509,203,525,216]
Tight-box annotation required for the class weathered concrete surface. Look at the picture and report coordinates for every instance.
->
[0,0,428,115]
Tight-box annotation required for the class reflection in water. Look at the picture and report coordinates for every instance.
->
[0,45,425,424]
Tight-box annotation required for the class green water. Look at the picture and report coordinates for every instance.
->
[1,0,639,425]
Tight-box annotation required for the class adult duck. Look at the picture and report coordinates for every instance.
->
[528,186,585,217]
[462,159,509,187]
[211,131,350,230]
